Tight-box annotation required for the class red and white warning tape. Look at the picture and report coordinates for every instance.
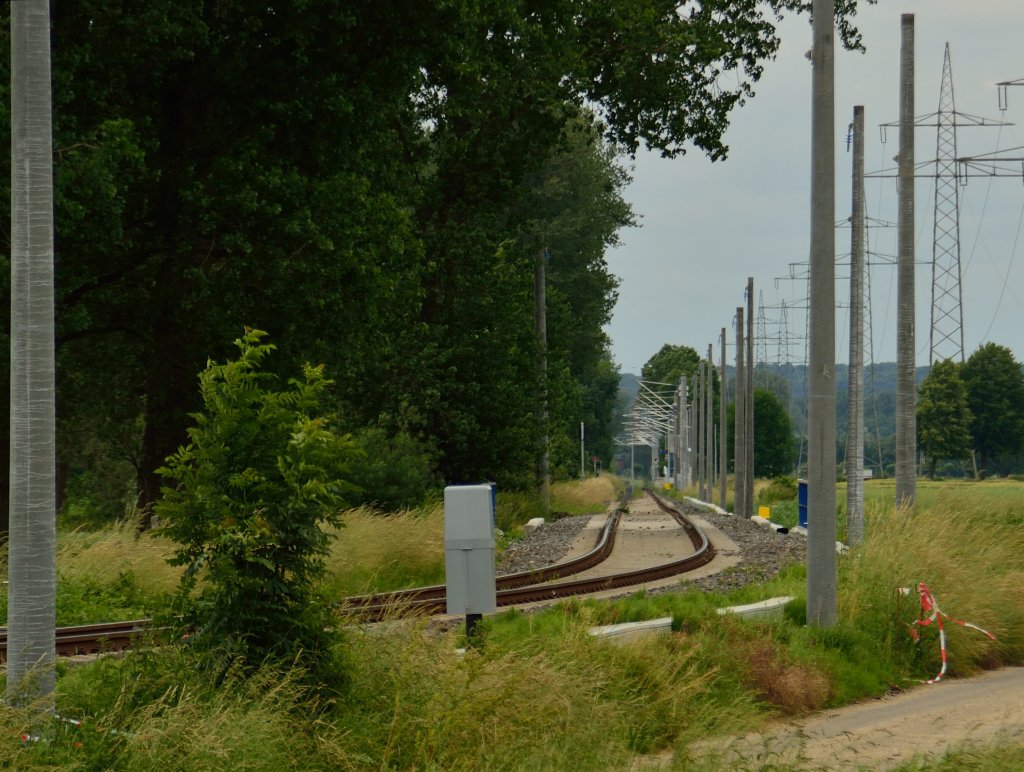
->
[907,581,996,684]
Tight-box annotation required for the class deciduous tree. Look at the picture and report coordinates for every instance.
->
[961,343,1024,475]
[916,359,972,479]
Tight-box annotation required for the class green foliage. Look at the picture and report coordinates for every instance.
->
[961,343,1024,474]
[155,330,357,675]
[752,389,796,477]
[641,344,702,387]
[346,427,437,511]
[0,0,880,521]
[765,498,799,529]
[917,358,973,478]
[759,476,798,505]
[727,390,796,476]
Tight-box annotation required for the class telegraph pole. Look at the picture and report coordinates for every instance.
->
[895,14,917,509]
[807,0,837,626]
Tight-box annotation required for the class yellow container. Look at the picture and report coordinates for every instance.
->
[758,506,771,519]
[663,482,673,490]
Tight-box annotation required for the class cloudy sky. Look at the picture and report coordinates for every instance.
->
[605,1,1024,376]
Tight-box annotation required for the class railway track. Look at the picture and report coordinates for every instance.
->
[0,620,152,661]
[0,488,717,659]
[325,488,715,620]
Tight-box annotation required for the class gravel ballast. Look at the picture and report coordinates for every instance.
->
[496,497,806,596]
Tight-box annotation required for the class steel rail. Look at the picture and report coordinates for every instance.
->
[340,488,633,611]
[344,489,716,620]
[0,488,718,656]
[0,620,152,662]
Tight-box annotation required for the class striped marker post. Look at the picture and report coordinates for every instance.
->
[907,582,996,684]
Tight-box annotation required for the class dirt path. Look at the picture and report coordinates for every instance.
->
[691,667,1024,770]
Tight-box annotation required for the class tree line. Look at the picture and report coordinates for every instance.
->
[917,343,1024,478]
[627,340,1024,482]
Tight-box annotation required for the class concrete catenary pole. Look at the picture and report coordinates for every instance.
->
[696,361,705,499]
[734,307,745,516]
[807,0,837,626]
[580,422,585,479]
[673,385,681,489]
[720,327,728,509]
[705,344,714,502]
[745,277,755,516]
[895,14,917,508]
[847,105,866,546]
[680,376,689,489]
[535,248,550,514]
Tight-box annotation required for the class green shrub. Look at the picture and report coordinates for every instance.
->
[155,329,358,682]
[346,426,437,510]
[758,475,797,505]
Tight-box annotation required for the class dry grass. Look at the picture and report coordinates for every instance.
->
[56,520,181,596]
[551,473,622,513]
[324,504,446,594]
[740,639,833,713]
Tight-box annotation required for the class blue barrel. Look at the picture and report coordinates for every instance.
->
[798,479,808,528]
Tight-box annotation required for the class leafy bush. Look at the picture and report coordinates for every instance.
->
[346,426,437,510]
[758,475,798,505]
[155,329,358,679]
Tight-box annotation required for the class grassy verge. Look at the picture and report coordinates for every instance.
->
[0,477,1020,768]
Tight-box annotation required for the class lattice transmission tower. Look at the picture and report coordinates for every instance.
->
[930,44,966,364]
[879,44,1008,365]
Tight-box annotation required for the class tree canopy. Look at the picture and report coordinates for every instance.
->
[727,388,794,477]
[1,1,876,518]
[961,343,1024,475]
[640,344,703,389]
[916,359,972,479]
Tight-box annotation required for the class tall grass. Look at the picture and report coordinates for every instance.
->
[551,473,622,514]
[323,504,446,596]
[319,477,624,597]
[839,490,1024,680]
[2,477,1020,768]
[0,518,180,625]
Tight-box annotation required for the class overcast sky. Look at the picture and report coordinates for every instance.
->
[605,1,1024,376]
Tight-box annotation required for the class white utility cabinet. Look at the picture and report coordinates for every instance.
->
[444,484,497,615]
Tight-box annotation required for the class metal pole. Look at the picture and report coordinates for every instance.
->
[895,13,917,509]
[734,307,745,516]
[847,105,866,546]
[807,0,837,626]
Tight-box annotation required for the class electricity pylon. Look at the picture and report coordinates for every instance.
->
[877,43,1010,366]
